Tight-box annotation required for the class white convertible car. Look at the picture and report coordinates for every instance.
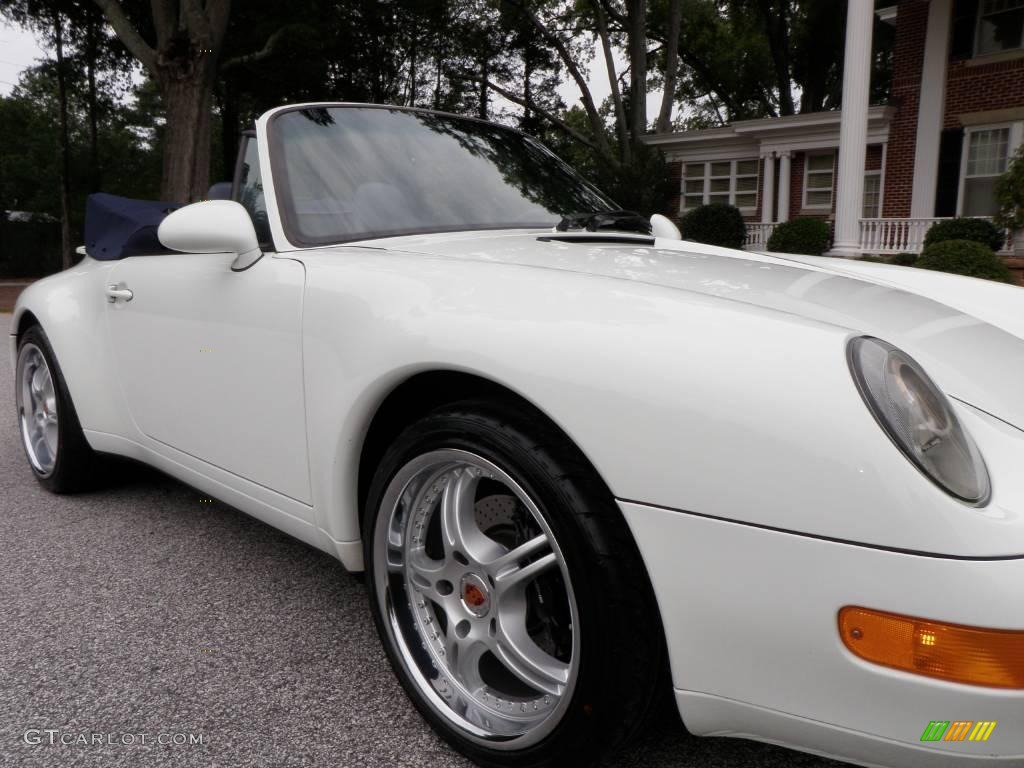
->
[11,104,1024,768]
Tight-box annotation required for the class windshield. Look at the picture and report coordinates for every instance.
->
[268,106,616,246]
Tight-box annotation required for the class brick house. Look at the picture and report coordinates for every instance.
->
[644,0,1024,282]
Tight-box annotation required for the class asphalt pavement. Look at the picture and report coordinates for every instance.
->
[0,312,843,768]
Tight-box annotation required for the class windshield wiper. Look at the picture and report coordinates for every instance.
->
[556,209,652,235]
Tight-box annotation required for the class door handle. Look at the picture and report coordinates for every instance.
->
[105,284,133,303]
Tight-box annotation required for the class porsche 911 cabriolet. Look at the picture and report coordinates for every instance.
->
[11,103,1024,768]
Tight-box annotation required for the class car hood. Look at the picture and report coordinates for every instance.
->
[341,229,1024,429]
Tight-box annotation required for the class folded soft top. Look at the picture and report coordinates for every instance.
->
[84,193,183,260]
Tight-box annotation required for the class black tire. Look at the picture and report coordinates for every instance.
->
[15,324,98,493]
[363,399,668,768]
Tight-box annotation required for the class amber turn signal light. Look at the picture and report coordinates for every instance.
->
[839,606,1024,689]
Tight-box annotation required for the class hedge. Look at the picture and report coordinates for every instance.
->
[765,217,831,255]
[679,204,747,249]
[889,252,918,267]
[916,239,1014,283]
[922,217,1005,253]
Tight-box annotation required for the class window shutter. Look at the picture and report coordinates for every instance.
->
[934,128,965,217]
[950,0,980,60]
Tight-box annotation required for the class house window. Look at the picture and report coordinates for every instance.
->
[708,162,732,205]
[803,152,835,209]
[961,127,1011,216]
[976,0,1024,56]
[683,163,705,210]
[680,159,759,212]
[862,172,882,219]
[734,160,759,209]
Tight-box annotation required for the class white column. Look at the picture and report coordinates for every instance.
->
[910,0,953,217]
[761,152,776,224]
[777,151,791,223]
[832,0,874,256]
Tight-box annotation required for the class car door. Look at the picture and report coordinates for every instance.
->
[104,136,312,507]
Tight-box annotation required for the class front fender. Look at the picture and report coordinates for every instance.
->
[298,249,1024,559]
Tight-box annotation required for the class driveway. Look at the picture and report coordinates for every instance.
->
[0,312,842,768]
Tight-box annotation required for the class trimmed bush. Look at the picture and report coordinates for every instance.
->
[922,217,1005,252]
[995,144,1024,231]
[679,203,747,249]
[916,239,1014,283]
[765,217,832,255]
[890,252,918,267]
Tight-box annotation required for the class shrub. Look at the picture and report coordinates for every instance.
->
[679,203,747,249]
[922,217,1005,252]
[890,252,918,267]
[916,239,1014,283]
[995,144,1024,232]
[765,217,831,255]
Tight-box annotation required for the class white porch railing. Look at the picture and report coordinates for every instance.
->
[859,217,936,254]
[745,222,776,249]
[745,217,1014,255]
[858,217,1013,255]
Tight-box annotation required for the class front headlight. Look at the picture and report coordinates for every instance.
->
[847,336,990,504]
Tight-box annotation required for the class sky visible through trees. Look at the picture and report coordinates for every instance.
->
[0,0,893,266]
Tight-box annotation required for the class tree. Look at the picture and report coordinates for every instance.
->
[654,0,681,132]
[994,145,1024,238]
[0,65,163,275]
[89,0,233,202]
[52,3,73,267]
[1,0,78,265]
[650,0,892,127]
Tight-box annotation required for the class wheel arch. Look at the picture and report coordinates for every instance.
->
[14,308,40,340]
[355,369,616,537]
[10,308,40,372]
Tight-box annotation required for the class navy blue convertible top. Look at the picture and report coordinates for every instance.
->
[84,193,183,260]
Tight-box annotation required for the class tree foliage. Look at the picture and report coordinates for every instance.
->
[655,0,894,129]
[1,0,895,261]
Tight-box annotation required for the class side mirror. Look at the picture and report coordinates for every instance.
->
[650,214,681,240]
[157,200,263,271]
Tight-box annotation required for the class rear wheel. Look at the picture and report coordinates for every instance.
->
[363,400,666,767]
[15,324,97,493]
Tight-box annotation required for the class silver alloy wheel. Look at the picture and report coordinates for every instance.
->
[16,343,59,476]
[373,449,580,749]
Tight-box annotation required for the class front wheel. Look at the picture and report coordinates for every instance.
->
[363,400,666,767]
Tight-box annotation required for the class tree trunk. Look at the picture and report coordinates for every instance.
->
[479,54,489,120]
[522,55,532,125]
[91,0,231,203]
[53,9,73,269]
[433,5,445,109]
[761,0,795,116]
[219,79,239,184]
[593,0,630,162]
[159,73,214,202]
[408,22,418,107]
[626,0,648,145]
[86,10,101,192]
[656,0,682,133]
